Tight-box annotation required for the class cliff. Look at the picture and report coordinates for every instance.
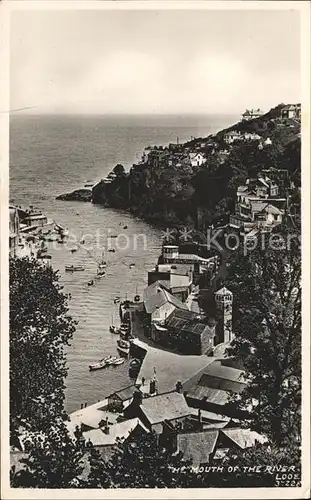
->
[92,104,301,229]
[56,189,92,202]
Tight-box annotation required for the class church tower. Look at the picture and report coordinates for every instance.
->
[214,286,233,344]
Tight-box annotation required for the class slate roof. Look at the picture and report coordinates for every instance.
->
[67,399,119,433]
[187,385,230,405]
[203,361,246,384]
[177,430,219,466]
[198,373,245,393]
[108,384,138,402]
[134,339,214,393]
[140,391,191,425]
[83,418,148,447]
[222,428,267,449]
[250,201,283,215]
[143,282,187,314]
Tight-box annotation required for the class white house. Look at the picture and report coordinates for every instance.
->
[143,281,187,324]
[224,131,243,144]
[189,152,206,167]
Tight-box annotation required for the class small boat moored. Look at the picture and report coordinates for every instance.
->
[65,265,85,272]
[109,325,120,334]
[112,357,125,366]
[89,355,113,371]
[88,280,94,286]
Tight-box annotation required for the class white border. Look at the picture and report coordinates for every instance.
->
[1,1,310,499]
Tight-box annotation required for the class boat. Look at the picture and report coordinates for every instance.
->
[89,355,113,371]
[71,247,78,253]
[112,357,125,366]
[109,325,119,334]
[98,251,107,270]
[129,263,135,268]
[97,269,105,276]
[108,248,116,253]
[129,358,141,369]
[88,280,94,286]
[114,296,121,304]
[117,345,130,357]
[129,358,141,376]
[109,234,118,238]
[65,265,85,272]
[123,225,128,229]
[105,356,119,365]
[117,339,130,349]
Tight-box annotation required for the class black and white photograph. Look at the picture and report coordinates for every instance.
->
[1,1,310,497]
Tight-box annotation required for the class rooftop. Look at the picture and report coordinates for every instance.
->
[187,385,230,405]
[67,398,119,434]
[143,281,187,314]
[133,339,215,393]
[139,391,191,425]
[83,418,148,447]
[222,428,267,449]
[108,384,138,402]
[177,430,219,466]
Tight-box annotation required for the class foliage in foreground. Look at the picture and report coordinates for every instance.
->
[10,257,76,440]
[225,225,301,445]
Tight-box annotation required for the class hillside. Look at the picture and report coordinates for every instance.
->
[92,104,301,229]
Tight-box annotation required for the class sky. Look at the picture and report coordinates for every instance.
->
[10,8,301,115]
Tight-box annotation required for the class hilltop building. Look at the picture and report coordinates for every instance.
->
[241,108,263,121]
[281,104,301,120]
[229,174,286,235]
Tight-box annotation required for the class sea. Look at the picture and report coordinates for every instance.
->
[9,113,238,414]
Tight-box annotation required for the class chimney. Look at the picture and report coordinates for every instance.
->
[103,417,110,435]
[133,390,143,406]
[198,409,202,425]
[175,381,183,393]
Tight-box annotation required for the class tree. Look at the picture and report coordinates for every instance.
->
[10,419,92,488]
[194,441,301,488]
[113,163,125,176]
[10,257,77,440]
[225,225,301,444]
[87,431,196,488]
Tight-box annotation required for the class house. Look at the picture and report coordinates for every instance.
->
[107,385,140,412]
[183,359,247,417]
[147,264,193,302]
[176,429,220,466]
[124,390,192,434]
[243,132,262,141]
[157,308,216,355]
[223,131,243,144]
[281,104,301,120]
[189,152,206,167]
[24,212,48,227]
[263,137,272,146]
[241,108,263,121]
[83,417,149,460]
[176,428,267,466]
[143,281,188,326]
[161,245,219,273]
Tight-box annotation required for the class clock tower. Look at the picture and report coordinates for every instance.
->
[215,286,233,344]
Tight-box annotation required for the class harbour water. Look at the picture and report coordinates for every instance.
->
[9,113,237,413]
